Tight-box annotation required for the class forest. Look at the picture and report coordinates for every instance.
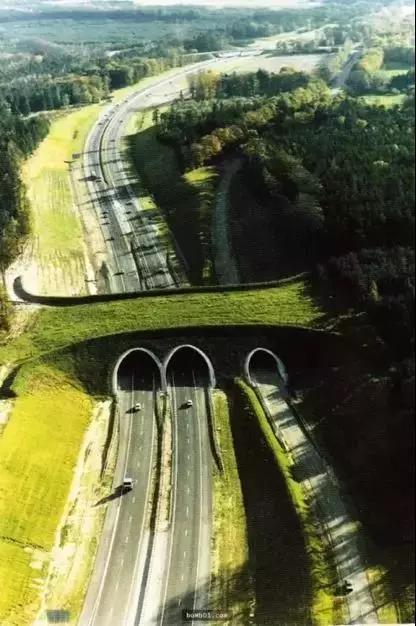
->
[157,69,415,365]
[0,101,49,327]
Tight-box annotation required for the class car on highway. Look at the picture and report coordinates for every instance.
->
[134,402,142,412]
[122,477,134,491]
[185,399,193,408]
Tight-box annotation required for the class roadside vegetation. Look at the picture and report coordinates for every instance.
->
[0,277,321,364]
[232,380,342,626]
[0,361,93,625]
[211,390,253,624]
[22,104,102,296]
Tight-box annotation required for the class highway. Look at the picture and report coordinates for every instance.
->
[80,355,213,626]
[159,370,212,624]
[251,367,378,625]
[81,55,243,294]
[138,366,212,625]
[79,364,157,626]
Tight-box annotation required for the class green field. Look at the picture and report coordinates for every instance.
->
[363,94,406,107]
[22,104,102,296]
[211,391,253,624]
[0,362,92,626]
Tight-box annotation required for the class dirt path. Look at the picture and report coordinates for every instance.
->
[212,159,242,285]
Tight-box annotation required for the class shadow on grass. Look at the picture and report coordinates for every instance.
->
[229,381,313,625]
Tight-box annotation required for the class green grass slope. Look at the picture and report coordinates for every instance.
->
[1,278,322,364]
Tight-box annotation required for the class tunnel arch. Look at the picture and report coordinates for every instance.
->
[245,348,288,387]
[163,344,216,388]
[112,347,163,393]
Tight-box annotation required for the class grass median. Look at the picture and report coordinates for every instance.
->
[211,390,253,624]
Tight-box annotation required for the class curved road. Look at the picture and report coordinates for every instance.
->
[81,55,243,294]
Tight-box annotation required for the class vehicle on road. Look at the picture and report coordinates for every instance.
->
[185,399,193,408]
[122,477,134,491]
[134,402,142,412]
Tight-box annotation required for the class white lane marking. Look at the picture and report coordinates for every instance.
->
[187,454,191,460]
[129,515,133,524]
[193,370,205,615]
[125,536,129,544]
[186,506,189,518]
[120,558,124,567]
[132,496,136,503]
[85,385,134,626]
[115,580,120,591]
[181,574,185,581]
[137,460,140,468]
[187,486,190,494]
[185,528,188,537]
[187,470,190,477]
[183,551,187,558]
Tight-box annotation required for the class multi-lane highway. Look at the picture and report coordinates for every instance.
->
[158,369,212,624]
[80,360,157,626]
[81,56,244,294]
[80,350,213,626]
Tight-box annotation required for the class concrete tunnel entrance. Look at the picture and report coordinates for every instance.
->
[163,345,215,389]
[113,348,163,393]
[245,348,288,387]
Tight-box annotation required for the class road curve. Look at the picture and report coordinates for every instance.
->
[81,55,245,294]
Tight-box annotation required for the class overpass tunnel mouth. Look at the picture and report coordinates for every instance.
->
[165,346,214,388]
[116,349,162,392]
[247,349,284,387]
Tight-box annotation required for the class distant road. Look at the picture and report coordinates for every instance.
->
[332,49,363,91]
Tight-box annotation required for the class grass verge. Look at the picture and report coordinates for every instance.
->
[235,379,340,625]
[211,390,253,624]
[0,278,323,364]
[0,361,93,625]
[129,115,219,284]
[22,105,102,295]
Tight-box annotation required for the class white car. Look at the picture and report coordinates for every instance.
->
[134,402,142,412]
[185,399,193,408]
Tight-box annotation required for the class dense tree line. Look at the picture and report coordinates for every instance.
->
[347,45,415,95]
[158,73,329,168]
[1,54,192,116]
[0,99,50,328]
[157,76,414,360]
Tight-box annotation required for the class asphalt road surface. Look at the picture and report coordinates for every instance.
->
[252,368,378,625]
[81,55,243,294]
[138,368,212,625]
[79,371,157,626]
[160,370,212,624]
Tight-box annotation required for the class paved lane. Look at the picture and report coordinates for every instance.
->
[253,368,378,625]
[80,371,157,626]
[159,370,212,624]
